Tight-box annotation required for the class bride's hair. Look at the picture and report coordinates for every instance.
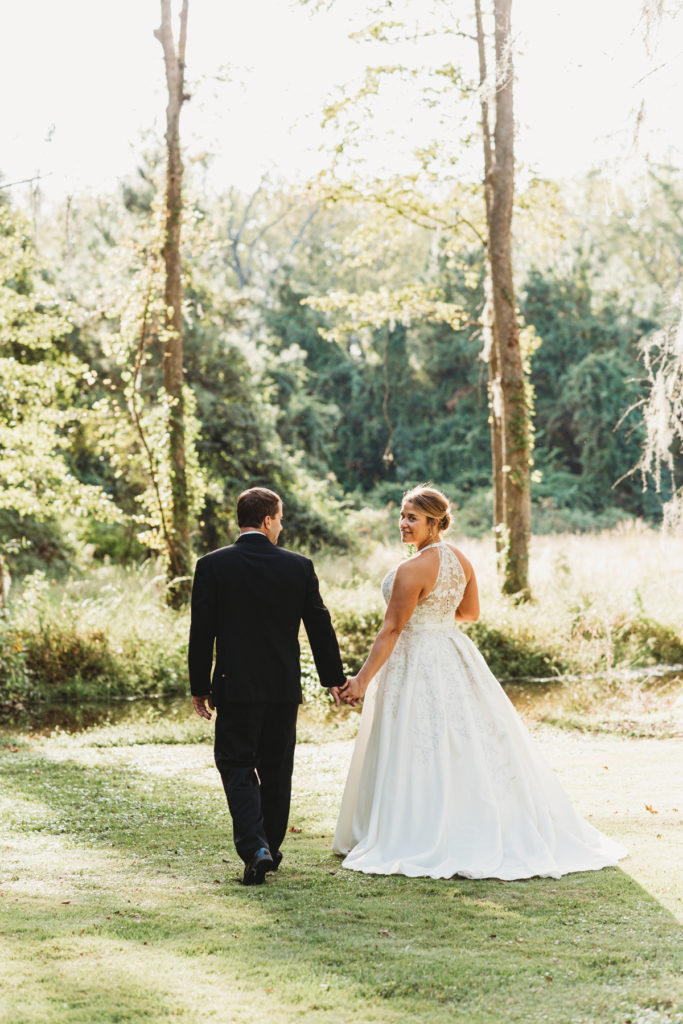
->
[402,485,451,533]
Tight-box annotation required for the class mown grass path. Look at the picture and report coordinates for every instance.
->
[0,720,681,1024]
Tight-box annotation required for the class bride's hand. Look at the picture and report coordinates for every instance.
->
[341,675,365,706]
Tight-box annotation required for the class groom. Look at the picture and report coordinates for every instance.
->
[188,487,346,885]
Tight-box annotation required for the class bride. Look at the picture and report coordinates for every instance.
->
[334,485,627,880]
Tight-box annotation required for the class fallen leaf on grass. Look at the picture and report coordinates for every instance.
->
[289,826,302,833]
[543,973,553,982]
[488,934,497,939]
[645,804,658,814]
[61,900,71,905]
[515,936,524,943]
[378,929,390,937]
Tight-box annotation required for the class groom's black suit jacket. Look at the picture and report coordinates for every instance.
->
[188,533,345,703]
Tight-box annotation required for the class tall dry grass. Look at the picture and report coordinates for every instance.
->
[317,520,683,678]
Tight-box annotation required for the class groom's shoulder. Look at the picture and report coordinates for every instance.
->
[195,542,311,566]
[194,543,237,567]
[272,544,312,569]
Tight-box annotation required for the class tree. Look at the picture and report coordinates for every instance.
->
[305,0,533,594]
[155,0,192,605]
[475,0,531,597]
[0,201,120,572]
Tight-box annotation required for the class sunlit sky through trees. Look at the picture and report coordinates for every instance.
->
[3,0,682,201]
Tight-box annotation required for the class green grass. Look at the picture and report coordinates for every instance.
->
[1,713,681,1024]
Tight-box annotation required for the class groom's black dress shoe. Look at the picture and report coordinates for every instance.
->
[242,847,274,886]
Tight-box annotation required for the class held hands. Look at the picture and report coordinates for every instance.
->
[338,675,366,707]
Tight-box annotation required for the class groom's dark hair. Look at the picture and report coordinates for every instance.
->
[237,487,281,528]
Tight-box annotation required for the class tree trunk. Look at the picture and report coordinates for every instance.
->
[475,0,505,555]
[155,0,192,606]
[475,0,531,598]
[482,269,506,555]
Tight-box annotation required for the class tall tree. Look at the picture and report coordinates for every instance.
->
[155,0,192,605]
[475,0,531,598]
[309,0,533,595]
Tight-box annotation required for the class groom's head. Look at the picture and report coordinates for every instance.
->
[237,487,283,545]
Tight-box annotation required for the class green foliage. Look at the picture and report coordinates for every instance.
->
[3,525,683,722]
[4,162,683,578]
[0,626,32,709]
[0,566,188,712]
[0,508,75,576]
[264,243,491,496]
[20,625,125,700]
[521,257,666,521]
[0,203,120,569]
[17,623,186,703]
[301,606,385,702]
[570,613,683,670]
[463,621,563,680]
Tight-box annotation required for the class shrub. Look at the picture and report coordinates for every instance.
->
[0,626,33,709]
[14,623,188,704]
[6,623,183,704]
[463,621,564,680]
[300,608,385,707]
[613,617,683,668]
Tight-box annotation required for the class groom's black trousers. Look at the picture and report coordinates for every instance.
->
[214,701,299,864]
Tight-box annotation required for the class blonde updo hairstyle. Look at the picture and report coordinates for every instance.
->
[402,485,451,536]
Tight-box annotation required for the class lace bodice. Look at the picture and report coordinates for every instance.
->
[381,542,467,630]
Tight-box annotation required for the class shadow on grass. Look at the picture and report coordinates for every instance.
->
[2,750,682,1024]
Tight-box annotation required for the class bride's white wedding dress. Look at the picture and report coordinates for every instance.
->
[333,542,628,879]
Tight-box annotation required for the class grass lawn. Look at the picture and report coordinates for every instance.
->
[0,709,681,1024]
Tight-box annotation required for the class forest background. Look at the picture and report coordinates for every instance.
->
[3,9,683,1023]
[1,0,683,715]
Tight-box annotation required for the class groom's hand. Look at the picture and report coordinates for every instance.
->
[192,694,214,720]
[329,686,342,707]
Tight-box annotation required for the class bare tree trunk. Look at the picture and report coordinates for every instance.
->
[475,0,505,558]
[155,0,192,606]
[0,553,10,617]
[475,0,531,598]
[482,269,506,553]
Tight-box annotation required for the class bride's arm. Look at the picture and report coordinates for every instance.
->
[341,559,427,702]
